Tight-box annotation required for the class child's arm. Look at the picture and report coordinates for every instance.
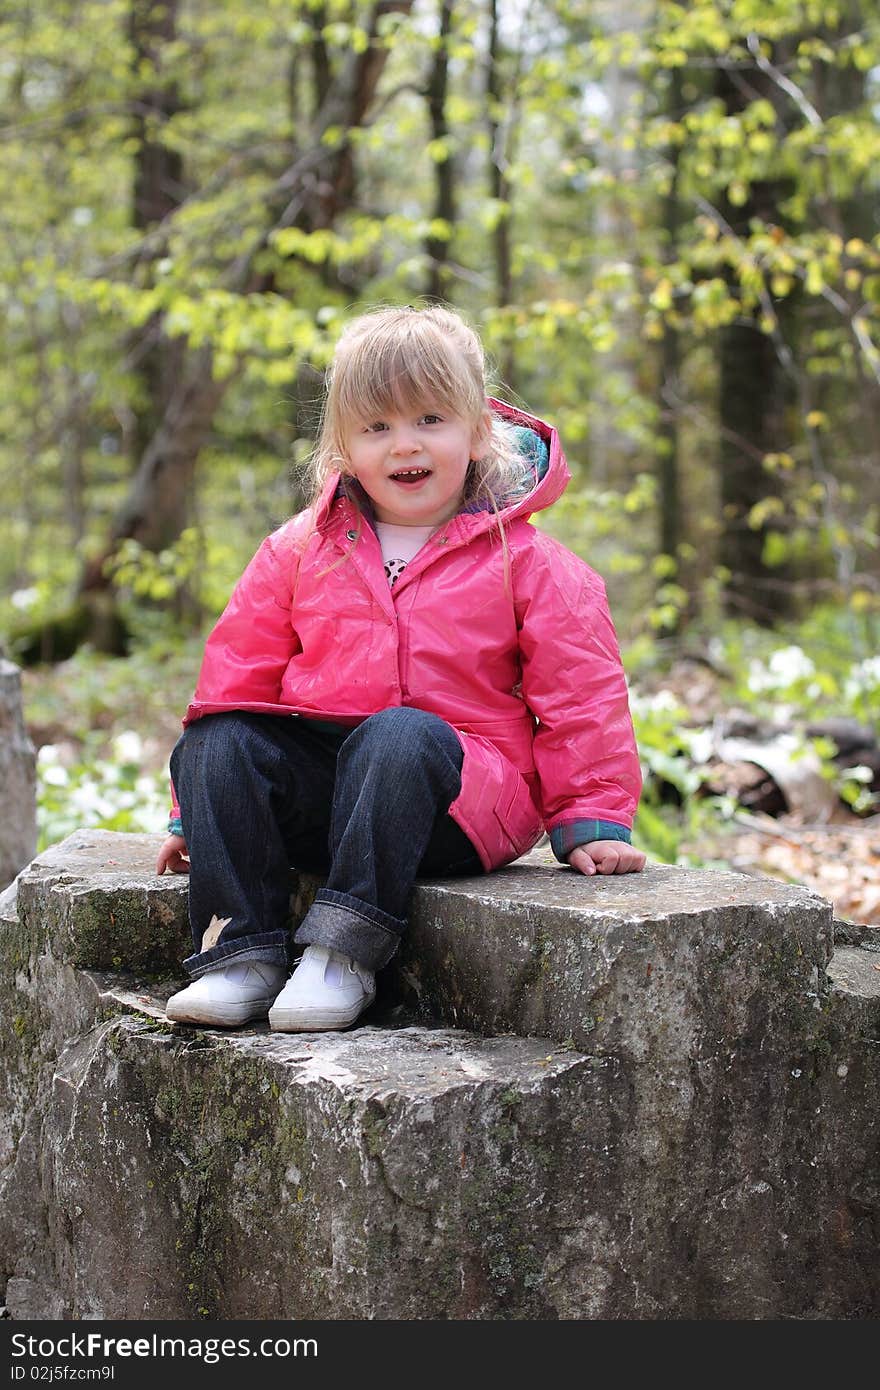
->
[193,527,302,706]
[514,535,643,873]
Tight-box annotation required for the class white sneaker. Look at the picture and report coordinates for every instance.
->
[166,961,286,1026]
[269,946,376,1033]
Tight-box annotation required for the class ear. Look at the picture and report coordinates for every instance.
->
[470,407,493,461]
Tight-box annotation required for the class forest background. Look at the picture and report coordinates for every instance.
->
[2,0,878,924]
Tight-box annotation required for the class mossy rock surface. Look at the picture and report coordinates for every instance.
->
[1,830,878,1319]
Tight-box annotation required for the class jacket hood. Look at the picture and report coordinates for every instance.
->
[312,398,570,533]
[487,397,570,522]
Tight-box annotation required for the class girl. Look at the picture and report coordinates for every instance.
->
[158,305,645,1032]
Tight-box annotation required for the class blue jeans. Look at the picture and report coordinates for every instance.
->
[170,708,482,977]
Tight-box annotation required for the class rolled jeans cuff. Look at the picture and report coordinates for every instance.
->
[293,889,404,971]
[183,929,292,980]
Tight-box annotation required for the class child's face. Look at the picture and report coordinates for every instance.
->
[344,403,490,528]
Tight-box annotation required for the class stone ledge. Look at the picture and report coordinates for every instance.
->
[8,828,878,1066]
[2,829,879,1319]
[7,829,848,1050]
[395,845,837,1053]
[6,1006,615,1319]
[11,830,190,975]
[826,946,880,1037]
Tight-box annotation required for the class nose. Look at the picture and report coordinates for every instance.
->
[389,424,420,456]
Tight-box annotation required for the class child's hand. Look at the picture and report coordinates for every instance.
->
[567,841,646,876]
[157,834,190,875]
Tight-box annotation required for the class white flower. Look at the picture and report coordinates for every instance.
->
[41,765,69,787]
[769,646,815,682]
[69,784,115,819]
[628,688,683,717]
[11,587,38,610]
[748,645,815,693]
[113,731,143,764]
[844,656,880,700]
[680,728,714,763]
[37,746,69,786]
[843,765,874,785]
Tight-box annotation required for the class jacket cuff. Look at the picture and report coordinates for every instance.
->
[167,816,184,837]
[550,820,631,863]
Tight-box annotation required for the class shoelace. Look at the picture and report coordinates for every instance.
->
[347,960,373,988]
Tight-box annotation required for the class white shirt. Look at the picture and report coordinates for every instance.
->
[374,522,437,587]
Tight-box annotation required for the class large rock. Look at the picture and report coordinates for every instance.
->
[0,660,36,892]
[1,830,878,1319]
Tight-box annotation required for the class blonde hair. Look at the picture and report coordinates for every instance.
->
[305,304,528,515]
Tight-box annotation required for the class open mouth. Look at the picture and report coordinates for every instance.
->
[390,468,432,484]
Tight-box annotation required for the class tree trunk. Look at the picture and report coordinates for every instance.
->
[127,0,188,470]
[71,350,230,653]
[425,0,456,301]
[487,0,512,313]
[586,0,649,485]
[298,2,415,234]
[86,350,229,564]
[717,309,793,622]
[657,69,682,621]
[811,7,880,561]
[716,63,796,624]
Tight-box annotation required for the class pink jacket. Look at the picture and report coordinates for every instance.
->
[174,402,641,871]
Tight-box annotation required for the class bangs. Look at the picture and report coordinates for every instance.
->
[330,323,483,430]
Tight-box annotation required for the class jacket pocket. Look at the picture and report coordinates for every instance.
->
[489,749,543,858]
[454,728,542,868]
[458,715,536,777]
[464,739,539,856]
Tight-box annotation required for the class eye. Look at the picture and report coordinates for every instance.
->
[420,413,442,425]
[363,421,387,433]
